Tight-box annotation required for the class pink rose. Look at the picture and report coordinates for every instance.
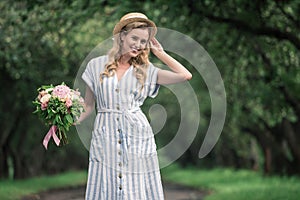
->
[41,102,48,110]
[52,85,70,99]
[40,94,51,104]
[65,98,72,108]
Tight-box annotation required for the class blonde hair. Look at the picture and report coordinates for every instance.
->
[100,22,153,88]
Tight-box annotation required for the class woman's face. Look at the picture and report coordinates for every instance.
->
[121,28,149,57]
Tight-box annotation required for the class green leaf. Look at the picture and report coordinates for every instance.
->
[65,114,73,124]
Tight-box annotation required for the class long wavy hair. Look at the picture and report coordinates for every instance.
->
[100,21,153,88]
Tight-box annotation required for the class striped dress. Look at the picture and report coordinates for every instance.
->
[82,55,164,200]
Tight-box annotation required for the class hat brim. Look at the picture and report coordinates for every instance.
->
[113,17,157,39]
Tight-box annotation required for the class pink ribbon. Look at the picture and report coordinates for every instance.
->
[43,125,60,150]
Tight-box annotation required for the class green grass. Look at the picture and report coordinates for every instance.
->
[0,170,87,200]
[2,166,300,200]
[161,164,300,200]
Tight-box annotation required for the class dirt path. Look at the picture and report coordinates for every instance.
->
[22,182,207,200]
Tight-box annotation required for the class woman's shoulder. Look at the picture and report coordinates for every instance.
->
[85,55,108,72]
[144,62,160,83]
[147,62,160,73]
[88,55,109,66]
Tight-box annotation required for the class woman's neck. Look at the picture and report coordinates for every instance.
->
[118,55,131,68]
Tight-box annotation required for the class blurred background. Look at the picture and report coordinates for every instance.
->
[0,0,299,199]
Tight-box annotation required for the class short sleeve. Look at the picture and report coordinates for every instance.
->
[147,63,160,98]
[81,61,95,95]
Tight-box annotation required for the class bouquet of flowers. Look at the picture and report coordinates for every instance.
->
[33,83,84,149]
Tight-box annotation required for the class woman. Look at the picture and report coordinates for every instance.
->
[79,12,192,200]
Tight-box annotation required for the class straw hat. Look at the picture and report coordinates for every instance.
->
[113,12,157,38]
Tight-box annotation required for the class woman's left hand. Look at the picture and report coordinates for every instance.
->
[150,38,164,55]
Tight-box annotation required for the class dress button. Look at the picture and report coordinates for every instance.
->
[118,173,122,178]
[118,139,122,144]
[119,185,122,190]
[117,129,121,133]
[116,106,120,110]
[115,88,119,93]
[118,151,122,155]
[119,162,122,167]
[116,117,119,121]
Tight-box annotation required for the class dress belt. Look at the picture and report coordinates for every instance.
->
[97,107,141,125]
[97,107,141,166]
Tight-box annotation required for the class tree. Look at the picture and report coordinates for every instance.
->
[0,0,104,179]
[1,0,299,179]
[95,0,300,175]
[195,0,300,175]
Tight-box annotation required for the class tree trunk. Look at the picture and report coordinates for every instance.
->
[12,152,24,179]
[0,147,9,179]
[282,119,300,174]
[11,111,30,179]
[245,126,294,175]
[264,147,272,174]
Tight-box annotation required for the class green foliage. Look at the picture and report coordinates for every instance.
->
[108,0,300,174]
[0,0,96,179]
[1,0,300,180]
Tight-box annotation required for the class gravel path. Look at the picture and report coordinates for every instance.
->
[22,182,206,200]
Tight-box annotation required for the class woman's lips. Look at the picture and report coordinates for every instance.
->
[131,47,140,53]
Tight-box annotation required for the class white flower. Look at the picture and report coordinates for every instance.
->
[45,88,53,93]
[40,94,51,104]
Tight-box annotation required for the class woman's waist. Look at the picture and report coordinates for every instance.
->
[97,106,141,114]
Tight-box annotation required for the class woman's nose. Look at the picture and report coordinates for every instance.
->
[136,40,141,48]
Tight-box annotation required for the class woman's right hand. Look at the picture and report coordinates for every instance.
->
[150,38,164,56]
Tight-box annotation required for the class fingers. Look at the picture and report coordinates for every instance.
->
[151,37,157,43]
[150,37,158,45]
[150,38,161,48]
[150,38,164,54]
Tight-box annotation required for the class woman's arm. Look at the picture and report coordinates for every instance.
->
[150,38,192,85]
[76,85,95,124]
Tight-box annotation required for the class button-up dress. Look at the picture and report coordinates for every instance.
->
[82,55,164,200]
